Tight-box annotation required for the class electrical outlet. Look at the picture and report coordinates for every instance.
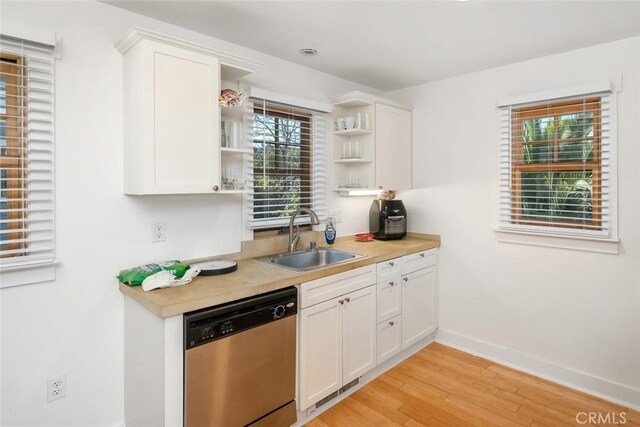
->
[152,221,166,242]
[47,374,66,402]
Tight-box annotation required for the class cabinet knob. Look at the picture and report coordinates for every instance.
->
[338,299,344,305]
[419,253,425,258]
[389,321,395,326]
[345,297,350,303]
[389,281,395,286]
[212,185,219,191]
[403,277,408,282]
[389,261,395,267]
[378,185,383,190]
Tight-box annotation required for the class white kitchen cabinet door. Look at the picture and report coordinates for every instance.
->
[377,316,402,364]
[375,103,412,191]
[298,298,343,410]
[342,286,377,384]
[401,266,437,350]
[376,278,401,323]
[123,39,221,194]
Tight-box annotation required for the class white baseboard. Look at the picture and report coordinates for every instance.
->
[435,329,640,411]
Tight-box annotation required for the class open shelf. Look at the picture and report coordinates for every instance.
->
[221,147,253,154]
[218,189,250,194]
[334,158,373,163]
[221,62,254,81]
[333,128,373,137]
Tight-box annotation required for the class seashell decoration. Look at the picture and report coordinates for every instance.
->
[219,89,246,108]
[377,190,396,200]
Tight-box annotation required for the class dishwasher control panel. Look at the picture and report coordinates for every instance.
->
[184,287,297,349]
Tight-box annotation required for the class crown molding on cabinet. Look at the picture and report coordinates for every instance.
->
[115,26,261,81]
[330,90,411,111]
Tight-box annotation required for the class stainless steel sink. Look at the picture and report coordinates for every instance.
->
[256,248,364,272]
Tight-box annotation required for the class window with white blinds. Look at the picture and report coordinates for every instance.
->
[247,99,327,230]
[0,35,55,271]
[498,89,615,238]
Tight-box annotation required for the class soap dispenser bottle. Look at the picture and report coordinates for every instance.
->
[325,217,336,246]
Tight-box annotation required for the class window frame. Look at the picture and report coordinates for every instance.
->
[251,103,314,228]
[510,97,602,231]
[495,82,619,254]
[0,53,27,256]
[0,33,57,287]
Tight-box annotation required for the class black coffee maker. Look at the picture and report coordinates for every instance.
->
[369,199,407,240]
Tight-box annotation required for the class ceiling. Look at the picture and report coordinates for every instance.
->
[106,1,640,91]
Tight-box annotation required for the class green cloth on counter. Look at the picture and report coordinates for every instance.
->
[117,260,190,286]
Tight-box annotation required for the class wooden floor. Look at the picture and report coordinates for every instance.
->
[306,343,640,427]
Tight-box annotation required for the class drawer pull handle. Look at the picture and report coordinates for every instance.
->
[389,321,395,326]
[389,261,395,267]
[345,297,351,303]
[420,253,425,258]
[389,281,395,286]
[338,299,344,305]
[403,277,408,282]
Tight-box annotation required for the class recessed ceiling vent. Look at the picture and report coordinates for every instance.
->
[299,48,318,56]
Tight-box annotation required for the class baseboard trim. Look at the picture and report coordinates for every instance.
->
[435,329,640,410]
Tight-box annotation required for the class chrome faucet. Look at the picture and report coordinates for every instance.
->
[288,208,320,252]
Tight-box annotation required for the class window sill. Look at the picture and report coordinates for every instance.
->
[0,260,59,289]
[494,229,619,254]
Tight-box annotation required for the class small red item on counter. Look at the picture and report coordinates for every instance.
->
[355,233,375,242]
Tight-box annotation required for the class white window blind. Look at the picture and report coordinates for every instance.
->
[498,89,615,238]
[0,35,55,270]
[246,98,327,230]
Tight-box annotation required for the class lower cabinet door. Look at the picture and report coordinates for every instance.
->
[298,297,343,410]
[401,265,437,350]
[376,315,402,364]
[342,285,377,384]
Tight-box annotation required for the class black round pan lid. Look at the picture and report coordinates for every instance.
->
[190,260,238,276]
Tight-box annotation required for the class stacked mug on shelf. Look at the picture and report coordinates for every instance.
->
[334,112,370,132]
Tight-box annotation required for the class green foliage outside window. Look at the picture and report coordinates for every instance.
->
[253,109,311,221]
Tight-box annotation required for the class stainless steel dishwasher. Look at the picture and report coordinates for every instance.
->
[184,287,297,427]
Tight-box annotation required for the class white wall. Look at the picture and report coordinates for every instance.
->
[0,1,380,425]
[390,37,640,406]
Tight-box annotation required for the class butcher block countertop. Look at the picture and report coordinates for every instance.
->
[118,233,440,318]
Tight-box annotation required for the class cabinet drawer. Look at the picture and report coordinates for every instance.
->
[376,278,401,323]
[377,258,401,282]
[401,249,437,275]
[300,265,376,309]
[376,315,402,364]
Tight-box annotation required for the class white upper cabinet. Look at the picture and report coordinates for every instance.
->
[117,28,257,195]
[330,91,412,195]
[375,103,412,191]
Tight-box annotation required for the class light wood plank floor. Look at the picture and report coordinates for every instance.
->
[306,343,640,426]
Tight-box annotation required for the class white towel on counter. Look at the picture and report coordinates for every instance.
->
[142,267,201,292]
